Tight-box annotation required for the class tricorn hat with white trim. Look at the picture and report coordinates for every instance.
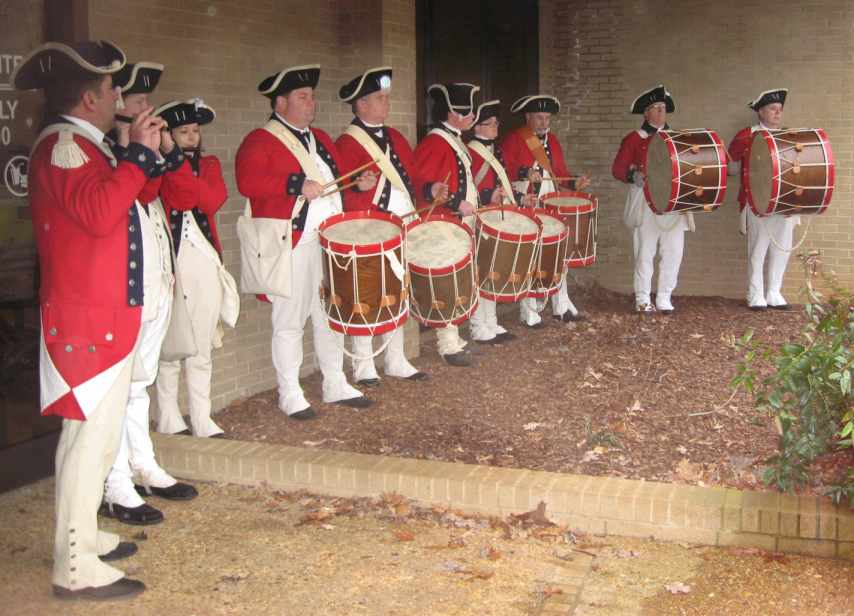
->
[510,95,560,115]
[113,61,164,95]
[156,98,216,129]
[428,83,479,119]
[631,85,674,114]
[339,66,392,102]
[474,99,501,125]
[258,65,320,99]
[748,88,787,111]
[12,40,126,91]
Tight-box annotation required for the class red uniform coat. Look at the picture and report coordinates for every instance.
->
[412,130,470,215]
[30,128,156,419]
[336,126,416,212]
[500,128,571,188]
[727,126,754,210]
[160,155,227,254]
[235,123,342,247]
[468,140,511,205]
[611,129,650,184]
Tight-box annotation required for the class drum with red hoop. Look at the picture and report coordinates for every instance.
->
[542,191,598,268]
[405,215,478,328]
[644,128,728,214]
[744,128,834,216]
[527,209,568,299]
[318,211,408,336]
[475,207,542,302]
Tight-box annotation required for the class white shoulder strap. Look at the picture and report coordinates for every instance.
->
[467,140,515,203]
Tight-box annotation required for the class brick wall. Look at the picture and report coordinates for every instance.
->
[540,0,854,301]
[89,0,418,414]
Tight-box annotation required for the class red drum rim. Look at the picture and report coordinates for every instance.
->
[541,190,598,215]
[406,214,474,276]
[531,210,569,245]
[326,310,409,336]
[746,128,835,217]
[319,210,404,256]
[475,206,541,243]
[566,255,596,268]
[525,287,560,300]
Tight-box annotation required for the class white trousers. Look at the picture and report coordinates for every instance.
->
[271,238,361,415]
[53,355,135,590]
[436,324,466,356]
[105,291,172,508]
[632,206,686,307]
[156,243,224,437]
[470,297,506,340]
[351,328,417,381]
[519,274,578,325]
[746,210,796,307]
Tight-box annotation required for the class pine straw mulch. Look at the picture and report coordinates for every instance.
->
[217,285,852,497]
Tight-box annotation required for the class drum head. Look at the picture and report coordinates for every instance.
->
[407,220,470,268]
[534,211,566,238]
[748,134,773,215]
[544,195,591,208]
[479,209,539,235]
[323,218,400,246]
[646,135,673,212]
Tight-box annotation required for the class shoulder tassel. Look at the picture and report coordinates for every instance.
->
[51,130,89,169]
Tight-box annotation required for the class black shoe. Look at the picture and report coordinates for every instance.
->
[658,309,674,316]
[474,337,500,345]
[749,305,768,312]
[442,352,471,367]
[289,408,316,420]
[135,482,198,501]
[356,378,381,388]
[523,321,544,330]
[99,542,138,562]
[99,502,163,526]
[554,311,584,323]
[210,433,227,439]
[53,578,146,601]
[494,332,516,342]
[173,429,192,436]
[769,304,791,311]
[337,396,373,409]
[405,371,430,381]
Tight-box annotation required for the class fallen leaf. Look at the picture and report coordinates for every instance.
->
[676,445,688,455]
[542,586,563,598]
[523,422,543,431]
[393,529,415,542]
[510,501,555,528]
[320,524,335,531]
[448,536,466,549]
[132,530,148,541]
[728,546,762,557]
[481,546,502,560]
[467,567,495,580]
[665,582,691,594]
[613,549,640,558]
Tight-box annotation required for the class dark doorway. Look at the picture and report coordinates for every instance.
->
[416,0,539,139]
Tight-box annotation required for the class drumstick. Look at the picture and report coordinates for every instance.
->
[400,172,453,219]
[319,180,358,199]
[320,159,379,190]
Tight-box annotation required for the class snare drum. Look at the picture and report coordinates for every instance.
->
[406,215,478,328]
[318,211,408,336]
[644,128,728,214]
[475,207,541,302]
[744,128,834,217]
[542,191,598,268]
[527,210,568,299]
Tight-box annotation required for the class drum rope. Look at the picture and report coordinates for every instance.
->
[765,215,812,254]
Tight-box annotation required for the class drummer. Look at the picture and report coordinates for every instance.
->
[413,82,480,367]
[235,65,376,420]
[501,95,590,327]
[727,88,796,311]
[467,99,516,344]
[612,85,690,314]
[335,66,429,385]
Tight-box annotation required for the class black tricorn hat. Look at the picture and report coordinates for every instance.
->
[339,66,392,102]
[748,88,787,111]
[428,82,479,119]
[473,99,501,125]
[630,85,675,114]
[156,98,216,129]
[12,40,125,91]
[258,65,320,99]
[510,95,560,115]
[113,61,164,95]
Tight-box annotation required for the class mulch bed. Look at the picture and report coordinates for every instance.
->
[218,285,851,496]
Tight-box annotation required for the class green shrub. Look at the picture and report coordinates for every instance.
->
[733,252,854,507]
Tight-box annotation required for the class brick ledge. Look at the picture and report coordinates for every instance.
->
[152,433,854,560]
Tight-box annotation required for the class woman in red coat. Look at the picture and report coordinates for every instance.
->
[154,99,232,438]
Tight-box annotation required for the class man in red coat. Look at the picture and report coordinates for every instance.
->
[612,85,690,314]
[466,99,516,344]
[727,88,796,311]
[413,82,480,367]
[336,66,428,387]
[236,65,375,419]
[501,95,590,327]
[14,40,164,600]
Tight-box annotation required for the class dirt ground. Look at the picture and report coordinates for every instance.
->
[219,285,850,496]
[0,480,850,616]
